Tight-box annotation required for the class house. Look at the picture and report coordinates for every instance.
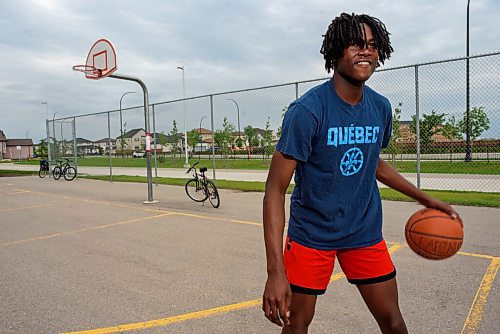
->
[0,130,6,159]
[76,138,98,156]
[0,130,34,160]
[94,138,116,155]
[193,127,213,152]
[399,121,450,143]
[116,128,146,151]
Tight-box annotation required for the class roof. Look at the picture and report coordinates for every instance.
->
[95,138,116,143]
[76,137,93,144]
[0,130,6,141]
[6,139,33,146]
[122,128,145,138]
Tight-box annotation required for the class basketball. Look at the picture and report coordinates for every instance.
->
[405,208,463,260]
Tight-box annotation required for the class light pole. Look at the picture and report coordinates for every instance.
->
[227,98,241,143]
[52,111,58,159]
[177,66,189,167]
[42,101,49,120]
[465,0,472,162]
[199,115,207,155]
[26,129,30,139]
[119,91,135,158]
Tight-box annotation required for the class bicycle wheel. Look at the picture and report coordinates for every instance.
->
[185,178,207,202]
[52,166,62,180]
[39,168,48,178]
[206,180,220,208]
[64,166,77,181]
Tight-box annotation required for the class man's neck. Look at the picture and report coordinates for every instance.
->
[332,73,364,106]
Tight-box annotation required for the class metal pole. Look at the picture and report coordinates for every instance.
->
[199,115,207,157]
[119,91,135,158]
[109,73,156,204]
[465,0,472,162]
[152,104,158,186]
[52,112,58,161]
[46,119,51,169]
[107,111,112,181]
[72,117,77,178]
[415,65,421,189]
[226,98,241,141]
[210,95,216,181]
[177,66,189,167]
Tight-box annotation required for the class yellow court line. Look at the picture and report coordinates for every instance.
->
[461,257,500,334]
[63,243,406,334]
[0,190,30,196]
[61,299,262,334]
[0,204,53,213]
[457,251,495,260]
[0,213,173,249]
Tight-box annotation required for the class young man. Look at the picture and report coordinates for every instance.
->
[262,13,460,334]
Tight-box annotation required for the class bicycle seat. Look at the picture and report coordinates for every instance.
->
[200,167,207,173]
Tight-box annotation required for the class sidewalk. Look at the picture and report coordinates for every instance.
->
[1,163,499,192]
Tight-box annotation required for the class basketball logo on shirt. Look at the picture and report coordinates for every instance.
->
[340,147,364,176]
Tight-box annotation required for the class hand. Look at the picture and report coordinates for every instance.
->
[262,271,292,327]
[423,197,463,225]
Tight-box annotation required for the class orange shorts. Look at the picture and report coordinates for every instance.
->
[283,236,396,295]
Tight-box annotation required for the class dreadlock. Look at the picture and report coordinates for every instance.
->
[320,13,393,73]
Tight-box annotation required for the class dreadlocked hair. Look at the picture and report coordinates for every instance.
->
[320,13,394,73]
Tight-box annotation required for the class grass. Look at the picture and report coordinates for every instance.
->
[11,157,500,174]
[78,174,500,208]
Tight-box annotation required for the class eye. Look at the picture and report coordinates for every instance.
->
[368,41,377,49]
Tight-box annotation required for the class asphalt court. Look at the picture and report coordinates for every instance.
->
[0,176,498,334]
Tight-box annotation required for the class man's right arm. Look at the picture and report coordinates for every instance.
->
[262,150,297,327]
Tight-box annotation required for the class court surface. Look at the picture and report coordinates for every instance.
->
[0,176,498,334]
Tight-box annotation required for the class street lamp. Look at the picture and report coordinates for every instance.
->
[52,111,58,159]
[465,0,472,162]
[41,101,49,120]
[199,115,207,155]
[177,66,189,167]
[26,129,30,139]
[119,91,135,158]
[226,98,241,141]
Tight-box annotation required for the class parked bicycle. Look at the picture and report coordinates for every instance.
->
[52,158,77,181]
[185,162,220,208]
[38,159,50,178]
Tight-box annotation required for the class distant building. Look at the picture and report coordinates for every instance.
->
[399,121,450,143]
[5,139,34,160]
[117,128,146,151]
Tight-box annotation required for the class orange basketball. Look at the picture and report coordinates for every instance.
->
[405,208,463,260]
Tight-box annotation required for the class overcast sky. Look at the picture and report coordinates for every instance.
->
[0,0,499,142]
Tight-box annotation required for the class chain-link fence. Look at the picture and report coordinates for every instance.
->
[47,52,500,192]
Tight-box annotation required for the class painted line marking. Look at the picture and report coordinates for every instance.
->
[461,257,499,334]
[62,244,406,333]
[0,213,173,249]
[0,204,54,214]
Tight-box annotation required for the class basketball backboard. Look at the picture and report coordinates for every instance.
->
[73,38,117,79]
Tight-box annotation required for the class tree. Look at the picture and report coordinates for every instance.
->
[458,106,490,141]
[262,117,274,159]
[36,139,48,158]
[276,106,288,139]
[384,102,402,166]
[410,110,446,152]
[214,117,235,157]
[442,116,462,141]
[244,125,259,157]
[187,130,201,152]
[169,120,180,161]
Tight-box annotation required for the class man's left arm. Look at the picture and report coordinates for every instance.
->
[376,159,460,220]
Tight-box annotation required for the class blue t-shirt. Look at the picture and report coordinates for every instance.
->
[276,79,392,250]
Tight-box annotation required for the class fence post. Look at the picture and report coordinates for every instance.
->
[415,65,421,189]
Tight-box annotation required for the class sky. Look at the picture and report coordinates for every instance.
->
[0,0,499,142]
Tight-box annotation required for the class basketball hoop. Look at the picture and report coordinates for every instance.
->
[72,65,102,79]
[72,39,117,80]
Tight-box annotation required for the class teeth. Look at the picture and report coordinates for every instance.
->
[357,61,370,65]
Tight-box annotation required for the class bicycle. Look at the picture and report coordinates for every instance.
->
[52,158,77,181]
[38,159,50,178]
[185,162,220,208]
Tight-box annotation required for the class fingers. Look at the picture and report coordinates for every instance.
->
[262,298,284,327]
[279,289,292,326]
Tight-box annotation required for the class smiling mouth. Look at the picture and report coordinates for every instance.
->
[355,61,371,66]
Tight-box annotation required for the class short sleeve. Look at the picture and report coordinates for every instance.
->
[276,102,318,162]
[381,100,392,149]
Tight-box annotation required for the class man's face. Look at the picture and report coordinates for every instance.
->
[336,23,379,86]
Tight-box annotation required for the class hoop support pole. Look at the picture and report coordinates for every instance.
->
[109,73,157,204]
